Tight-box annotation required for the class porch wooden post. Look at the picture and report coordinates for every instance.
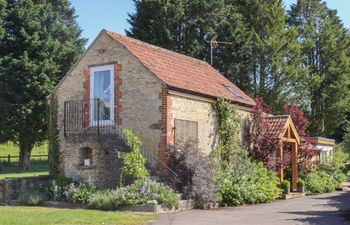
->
[278,146,284,181]
[291,142,298,191]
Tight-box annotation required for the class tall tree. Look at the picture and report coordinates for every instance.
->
[288,0,350,137]
[233,0,305,112]
[342,126,350,154]
[0,0,86,170]
[0,0,5,39]
[127,0,305,110]
[126,0,254,95]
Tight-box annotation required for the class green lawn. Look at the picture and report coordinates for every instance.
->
[0,206,155,225]
[0,163,49,179]
[0,142,48,157]
[0,142,49,179]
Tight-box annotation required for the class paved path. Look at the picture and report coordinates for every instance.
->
[151,190,350,225]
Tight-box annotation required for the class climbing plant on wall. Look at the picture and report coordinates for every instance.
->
[212,97,243,165]
[119,129,149,185]
[48,94,60,178]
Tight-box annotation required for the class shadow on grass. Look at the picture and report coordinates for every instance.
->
[283,191,350,225]
[0,161,48,179]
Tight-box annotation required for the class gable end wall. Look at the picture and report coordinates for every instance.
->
[54,32,163,184]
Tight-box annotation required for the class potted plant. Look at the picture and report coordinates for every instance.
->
[281,180,291,194]
[297,179,305,193]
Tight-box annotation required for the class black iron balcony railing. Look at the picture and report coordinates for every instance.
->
[63,99,115,137]
[63,99,179,179]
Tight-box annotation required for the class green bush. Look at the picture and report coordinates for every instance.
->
[115,179,179,208]
[69,183,95,204]
[49,176,95,203]
[219,161,281,206]
[88,180,179,210]
[88,190,118,210]
[49,175,74,201]
[303,146,349,195]
[333,169,347,188]
[281,180,290,190]
[304,169,336,194]
[148,181,179,207]
[297,179,305,187]
[19,191,48,206]
[119,129,149,185]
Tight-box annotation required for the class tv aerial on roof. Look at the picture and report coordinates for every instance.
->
[209,35,233,65]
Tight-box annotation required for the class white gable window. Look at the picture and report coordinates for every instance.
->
[90,65,114,126]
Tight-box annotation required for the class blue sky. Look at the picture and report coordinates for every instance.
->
[70,0,350,46]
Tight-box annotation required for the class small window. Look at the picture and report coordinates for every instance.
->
[79,147,93,166]
[224,84,242,98]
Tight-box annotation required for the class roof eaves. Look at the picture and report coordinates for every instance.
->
[47,29,107,99]
[168,86,254,108]
[105,31,168,87]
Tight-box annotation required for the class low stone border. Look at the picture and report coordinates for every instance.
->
[6,199,194,214]
[280,192,306,200]
[0,176,50,203]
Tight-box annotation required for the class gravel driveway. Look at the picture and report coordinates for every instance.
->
[151,190,350,225]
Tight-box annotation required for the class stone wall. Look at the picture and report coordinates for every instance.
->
[170,93,219,155]
[170,91,251,155]
[55,30,163,182]
[0,176,50,202]
[53,30,253,186]
[63,134,124,189]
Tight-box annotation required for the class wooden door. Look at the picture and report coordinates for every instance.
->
[174,119,198,148]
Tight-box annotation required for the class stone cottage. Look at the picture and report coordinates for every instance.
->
[51,29,255,188]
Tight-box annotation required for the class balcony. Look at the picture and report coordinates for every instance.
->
[63,99,116,137]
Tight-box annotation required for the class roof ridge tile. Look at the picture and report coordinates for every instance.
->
[106,30,208,65]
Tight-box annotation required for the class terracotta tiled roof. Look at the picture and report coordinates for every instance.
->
[265,115,290,139]
[106,30,255,107]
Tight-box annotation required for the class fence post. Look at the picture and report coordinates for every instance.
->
[7,154,10,163]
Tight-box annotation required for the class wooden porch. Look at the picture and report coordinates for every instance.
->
[267,115,300,191]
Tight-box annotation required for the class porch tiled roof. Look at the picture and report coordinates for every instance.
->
[265,115,290,138]
[106,30,255,107]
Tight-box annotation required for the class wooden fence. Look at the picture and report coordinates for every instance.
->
[0,154,48,163]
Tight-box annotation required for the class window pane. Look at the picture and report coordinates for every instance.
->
[93,70,111,121]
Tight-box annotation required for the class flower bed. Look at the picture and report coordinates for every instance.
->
[17,176,180,212]
[45,176,180,210]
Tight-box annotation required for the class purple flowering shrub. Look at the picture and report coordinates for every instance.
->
[88,179,179,210]
[49,176,95,204]
[170,141,218,208]
[49,177,178,209]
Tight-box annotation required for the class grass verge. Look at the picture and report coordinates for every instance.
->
[0,206,155,225]
[0,163,48,179]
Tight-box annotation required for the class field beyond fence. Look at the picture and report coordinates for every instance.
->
[0,143,49,179]
[0,154,48,163]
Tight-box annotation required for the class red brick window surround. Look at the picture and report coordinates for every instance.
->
[83,67,90,128]
[114,64,122,126]
[83,63,122,127]
[158,84,174,171]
